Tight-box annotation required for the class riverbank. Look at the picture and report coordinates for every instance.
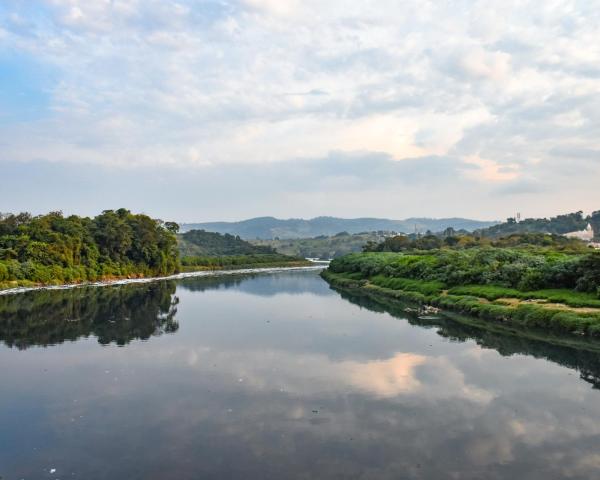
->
[181,258,314,272]
[0,264,325,296]
[321,270,600,337]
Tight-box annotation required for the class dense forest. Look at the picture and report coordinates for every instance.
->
[475,210,600,239]
[0,211,316,290]
[324,247,600,336]
[0,209,180,289]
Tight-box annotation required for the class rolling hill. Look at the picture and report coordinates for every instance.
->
[177,230,276,256]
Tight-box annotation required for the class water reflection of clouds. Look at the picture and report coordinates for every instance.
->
[159,345,495,407]
[4,272,600,478]
[183,347,428,398]
[128,342,600,476]
[4,348,600,479]
[347,352,425,397]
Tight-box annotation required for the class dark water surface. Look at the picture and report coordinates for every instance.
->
[1,270,600,479]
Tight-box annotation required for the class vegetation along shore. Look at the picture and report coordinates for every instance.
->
[0,209,310,291]
[322,237,600,337]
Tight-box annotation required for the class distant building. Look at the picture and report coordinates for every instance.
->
[564,224,594,242]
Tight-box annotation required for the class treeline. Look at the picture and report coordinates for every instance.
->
[178,229,276,256]
[364,232,590,253]
[0,209,180,288]
[364,210,600,252]
[475,210,600,239]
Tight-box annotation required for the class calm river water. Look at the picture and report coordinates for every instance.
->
[1,269,600,479]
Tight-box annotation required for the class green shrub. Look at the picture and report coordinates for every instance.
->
[449,285,521,300]
[329,248,600,293]
[0,263,8,282]
[370,275,445,295]
[325,247,600,336]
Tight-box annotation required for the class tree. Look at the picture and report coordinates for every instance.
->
[164,222,180,234]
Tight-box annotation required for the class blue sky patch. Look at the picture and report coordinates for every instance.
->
[0,52,55,124]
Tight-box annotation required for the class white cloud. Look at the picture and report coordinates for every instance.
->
[241,0,300,17]
[460,47,512,81]
[1,0,600,216]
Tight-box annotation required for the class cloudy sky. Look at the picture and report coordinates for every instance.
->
[1,0,599,222]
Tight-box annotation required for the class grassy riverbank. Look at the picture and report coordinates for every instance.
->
[322,248,600,337]
[181,254,313,271]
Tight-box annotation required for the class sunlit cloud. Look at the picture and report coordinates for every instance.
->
[463,154,521,182]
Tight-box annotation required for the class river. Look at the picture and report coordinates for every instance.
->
[1,269,599,479]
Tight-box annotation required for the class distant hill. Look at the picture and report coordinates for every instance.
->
[180,216,499,239]
[476,210,600,239]
[177,229,276,256]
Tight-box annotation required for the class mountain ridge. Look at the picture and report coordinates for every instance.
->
[180,216,499,239]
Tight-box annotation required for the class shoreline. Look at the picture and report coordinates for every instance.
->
[330,278,600,354]
[0,265,326,297]
[321,270,600,338]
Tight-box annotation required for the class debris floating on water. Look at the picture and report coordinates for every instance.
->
[405,305,441,316]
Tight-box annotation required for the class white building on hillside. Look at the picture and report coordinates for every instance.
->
[564,224,594,242]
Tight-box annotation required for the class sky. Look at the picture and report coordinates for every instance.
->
[1,0,599,222]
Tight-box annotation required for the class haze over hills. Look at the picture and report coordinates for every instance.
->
[180,216,499,239]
